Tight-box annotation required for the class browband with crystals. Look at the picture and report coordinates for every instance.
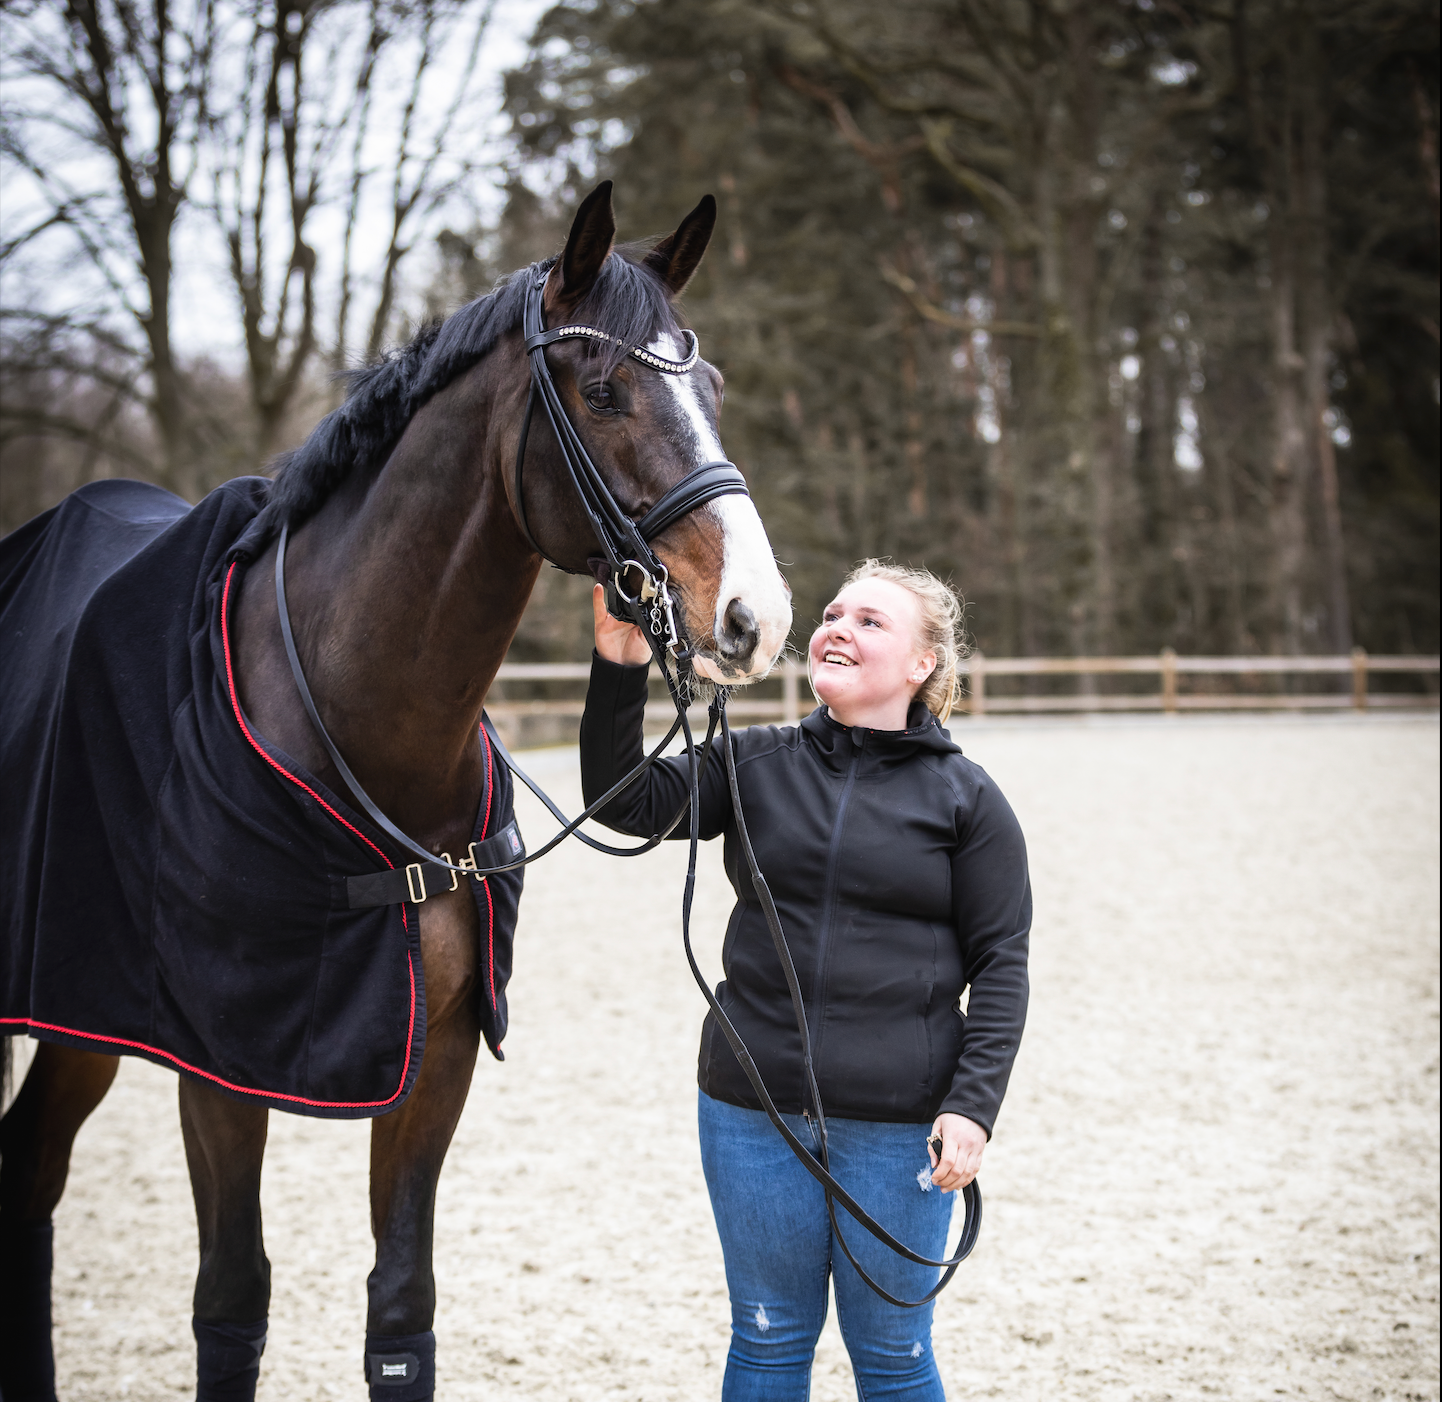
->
[524,324,701,374]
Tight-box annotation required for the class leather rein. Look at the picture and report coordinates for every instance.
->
[270,268,981,1306]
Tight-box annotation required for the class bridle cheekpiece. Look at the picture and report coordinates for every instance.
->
[512,273,748,658]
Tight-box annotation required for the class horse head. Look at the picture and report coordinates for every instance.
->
[511,182,792,682]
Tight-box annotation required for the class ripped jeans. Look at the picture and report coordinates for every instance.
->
[697,1091,952,1401]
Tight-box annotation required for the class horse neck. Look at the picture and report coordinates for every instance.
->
[285,366,539,834]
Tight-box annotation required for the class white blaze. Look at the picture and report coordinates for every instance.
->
[649,335,792,679]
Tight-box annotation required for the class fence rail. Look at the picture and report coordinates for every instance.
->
[485,651,1440,731]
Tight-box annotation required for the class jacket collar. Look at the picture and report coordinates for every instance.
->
[798,700,962,772]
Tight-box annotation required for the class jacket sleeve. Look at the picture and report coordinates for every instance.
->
[578,652,731,840]
[940,772,1031,1137]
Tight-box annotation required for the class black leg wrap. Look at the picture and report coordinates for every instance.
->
[364,1330,436,1401]
[193,1316,267,1402]
[0,1220,57,1402]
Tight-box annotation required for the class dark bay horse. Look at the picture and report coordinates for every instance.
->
[0,182,791,1400]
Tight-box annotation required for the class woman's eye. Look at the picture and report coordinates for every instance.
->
[586,385,615,412]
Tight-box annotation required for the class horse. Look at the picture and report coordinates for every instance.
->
[0,180,792,1401]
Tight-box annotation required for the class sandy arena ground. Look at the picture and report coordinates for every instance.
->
[13,712,1439,1400]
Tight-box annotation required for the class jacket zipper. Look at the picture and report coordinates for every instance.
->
[804,729,863,1105]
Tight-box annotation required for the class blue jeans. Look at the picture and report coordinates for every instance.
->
[697,1091,952,1401]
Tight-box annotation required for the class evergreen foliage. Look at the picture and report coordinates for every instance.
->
[490,0,1438,658]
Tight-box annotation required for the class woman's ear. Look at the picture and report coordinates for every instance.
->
[911,652,938,686]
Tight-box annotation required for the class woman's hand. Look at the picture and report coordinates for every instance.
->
[928,1112,986,1192]
[592,583,652,666]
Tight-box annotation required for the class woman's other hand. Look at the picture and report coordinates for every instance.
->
[928,1112,986,1192]
[592,583,652,666]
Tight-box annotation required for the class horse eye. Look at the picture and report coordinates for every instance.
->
[586,385,615,413]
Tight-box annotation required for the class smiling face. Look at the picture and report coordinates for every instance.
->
[808,578,937,730]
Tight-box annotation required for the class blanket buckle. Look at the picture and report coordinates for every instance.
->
[438,854,460,892]
[460,844,481,880]
[405,863,427,903]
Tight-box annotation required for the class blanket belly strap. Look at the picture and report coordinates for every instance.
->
[346,821,524,909]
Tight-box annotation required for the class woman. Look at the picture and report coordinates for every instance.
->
[580,560,1031,1400]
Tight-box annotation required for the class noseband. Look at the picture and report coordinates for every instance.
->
[512,274,750,654]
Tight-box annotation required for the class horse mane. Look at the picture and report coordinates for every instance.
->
[262,246,681,529]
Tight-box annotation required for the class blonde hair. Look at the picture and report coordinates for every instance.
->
[841,559,968,723]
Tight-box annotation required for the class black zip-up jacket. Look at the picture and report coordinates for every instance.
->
[579,655,1031,1135]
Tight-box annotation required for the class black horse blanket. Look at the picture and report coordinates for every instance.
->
[0,478,523,1118]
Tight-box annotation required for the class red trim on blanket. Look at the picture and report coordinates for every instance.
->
[222,563,398,872]
[480,723,495,840]
[0,1011,415,1111]
[479,723,497,1010]
[1,563,421,1112]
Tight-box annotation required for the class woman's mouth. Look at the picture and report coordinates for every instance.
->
[822,652,856,667]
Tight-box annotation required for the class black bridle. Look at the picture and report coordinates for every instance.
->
[513,272,749,654]
[271,270,981,1307]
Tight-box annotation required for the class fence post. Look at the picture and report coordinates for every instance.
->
[1352,646,1368,712]
[968,651,986,715]
[1160,647,1178,713]
[782,662,800,725]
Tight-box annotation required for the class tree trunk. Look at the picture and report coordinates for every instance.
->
[1298,19,1352,654]
[135,207,189,496]
[1062,5,1112,658]
[1137,193,1178,641]
[1241,4,1312,655]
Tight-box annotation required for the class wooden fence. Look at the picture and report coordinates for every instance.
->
[485,650,1440,733]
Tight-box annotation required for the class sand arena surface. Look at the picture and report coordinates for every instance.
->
[18,713,1440,1400]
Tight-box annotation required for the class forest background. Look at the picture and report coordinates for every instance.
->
[2,0,1438,667]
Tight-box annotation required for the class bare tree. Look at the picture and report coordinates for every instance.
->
[3,0,501,496]
[203,0,496,449]
[1,0,216,495]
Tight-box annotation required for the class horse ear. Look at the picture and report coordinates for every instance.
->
[555,181,616,304]
[643,194,717,298]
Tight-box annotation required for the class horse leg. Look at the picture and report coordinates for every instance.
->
[365,1006,481,1401]
[0,1041,120,1402]
[178,1077,271,1402]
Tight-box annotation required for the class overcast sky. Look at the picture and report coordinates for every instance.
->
[0,0,555,367]
[169,0,555,361]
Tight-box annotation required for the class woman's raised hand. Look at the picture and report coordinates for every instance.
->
[592,583,653,667]
[927,1112,986,1192]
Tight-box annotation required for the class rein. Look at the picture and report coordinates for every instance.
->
[270,272,981,1306]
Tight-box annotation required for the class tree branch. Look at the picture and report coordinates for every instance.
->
[0,407,154,471]
[878,260,1042,336]
[919,119,1041,249]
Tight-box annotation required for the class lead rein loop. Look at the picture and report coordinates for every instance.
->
[271,263,981,1304]
[671,694,980,1308]
[513,274,984,1302]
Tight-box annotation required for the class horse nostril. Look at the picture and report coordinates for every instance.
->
[718,597,760,663]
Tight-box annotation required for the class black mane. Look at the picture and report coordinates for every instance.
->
[262,247,681,528]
